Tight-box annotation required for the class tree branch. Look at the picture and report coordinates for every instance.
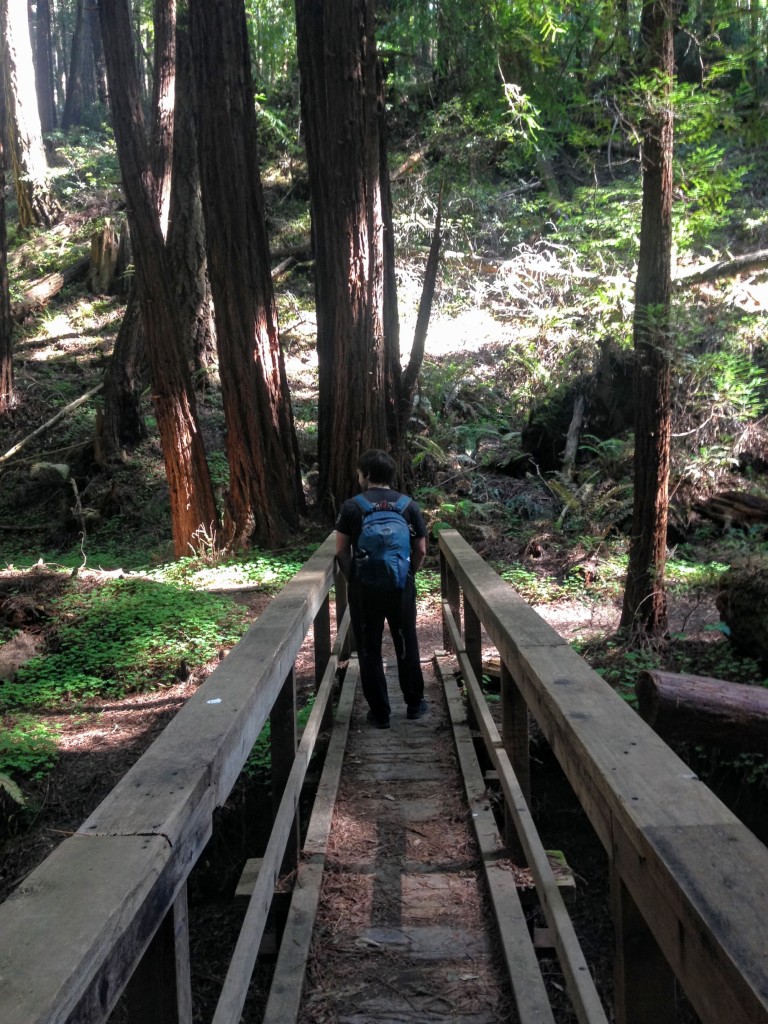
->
[400,188,443,434]
[0,383,103,464]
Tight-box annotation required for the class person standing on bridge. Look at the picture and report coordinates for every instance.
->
[335,449,428,729]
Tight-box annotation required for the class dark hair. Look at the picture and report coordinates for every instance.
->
[358,449,397,486]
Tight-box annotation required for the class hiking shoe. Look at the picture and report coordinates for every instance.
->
[407,699,429,720]
[366,710,391,729]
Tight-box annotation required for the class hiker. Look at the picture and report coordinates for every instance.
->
[335,449,428,729]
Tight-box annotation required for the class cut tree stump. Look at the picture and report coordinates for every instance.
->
[636,670,768,753]
[89,222,121,294]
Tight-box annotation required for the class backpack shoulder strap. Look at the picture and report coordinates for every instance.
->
[393,495,411,514]
[353,494,375,514]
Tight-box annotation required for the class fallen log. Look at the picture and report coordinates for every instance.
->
[11,254,91,321]
[694,490,768,530]
[636,669,768,753]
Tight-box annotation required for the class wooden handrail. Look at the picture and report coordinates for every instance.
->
[438,528,768,1024]
[0,535,342,1024]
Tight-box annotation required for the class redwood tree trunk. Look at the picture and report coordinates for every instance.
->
[86,2,108,105]
[190,0,304,548]
[0,96,12,416]
[99,0,218,557]
[101,0,180,460]
[295,0,401,516]
[620,0,675,635]
[30,0,57,132]
[101,294,147,454]
[150,0,175,236]
[166,5,216,380]
[61,0,98,129]
[2,0,62,228]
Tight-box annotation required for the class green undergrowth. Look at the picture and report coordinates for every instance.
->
[0,543,330,795]
[1,577,250,710]
[156,545,318,592]
[0,716,59,782]
[579,628,767,710]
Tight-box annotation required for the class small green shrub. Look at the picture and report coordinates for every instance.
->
[415,569,440,599]
[0,716,59,780]
[498,563,559,604]
[589,644,661,707]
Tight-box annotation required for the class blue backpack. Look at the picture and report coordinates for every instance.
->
[353,494,412,590]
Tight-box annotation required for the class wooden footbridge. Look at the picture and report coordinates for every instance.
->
[1,531,768,1024]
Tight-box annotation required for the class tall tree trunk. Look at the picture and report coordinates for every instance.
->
[29,0,57,132]
[101,0,179,459]
[61,0,94,129]
[150,0,175,236]
[99,0,218,557]
[101,215,148,458]
[190,0,304,549]
[295,0,401,516]
[620,0,675,636]
[0,83,12,417]
[100,295,147,453]
[1,0,62,228]
[86,2,108,106]
[167,7,216,380]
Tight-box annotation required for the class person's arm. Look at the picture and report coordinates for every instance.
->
[335,530,353,581]
[411,535,426,572]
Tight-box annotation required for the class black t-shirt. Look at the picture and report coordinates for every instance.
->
[335,487,427,548]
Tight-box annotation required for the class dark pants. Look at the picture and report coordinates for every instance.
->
[349,576,424,721]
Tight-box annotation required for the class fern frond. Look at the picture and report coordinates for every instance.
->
[0,773,26,807]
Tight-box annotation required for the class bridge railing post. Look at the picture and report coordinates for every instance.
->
[440,546,461,651]
[271,668,300,874]
[500,659,530,860]
[314,592,335,735]
[313,593,331,691]
[463,596,481,732]
[334,567,351,658]
[124,885,192,1024]
[611,868,676,1024]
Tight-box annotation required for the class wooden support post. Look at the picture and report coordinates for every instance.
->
[464,597,481,732]
[314,593,333,734]
[314,593,331,690]
[611,869,676,1024]
[440,548,461,651]
[335,568,351,658]
[125,886,192,1024]
[501,660,530,861]
[271,669,300,874]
